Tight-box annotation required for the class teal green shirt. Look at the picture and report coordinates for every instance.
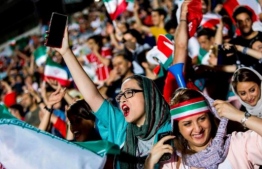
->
[95,100,171,168]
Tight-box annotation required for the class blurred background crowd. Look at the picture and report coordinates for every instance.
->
[0,0,262,140]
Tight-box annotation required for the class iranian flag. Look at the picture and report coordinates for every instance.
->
[44,57,72,87]
[223,0,261,23]
[176,0,203,37]
[0,104,120,169]
[34,46,48,66]
[103,0,128,20]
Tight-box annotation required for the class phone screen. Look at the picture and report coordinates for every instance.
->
[45,12,68,48]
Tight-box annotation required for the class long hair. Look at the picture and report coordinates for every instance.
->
[170,88,218,155]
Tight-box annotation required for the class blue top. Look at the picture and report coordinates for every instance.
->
[94,100,171,168]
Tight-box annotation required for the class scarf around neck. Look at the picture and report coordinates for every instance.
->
[181,93,231,169]
[119,75,170,169]
[231,67,262,118]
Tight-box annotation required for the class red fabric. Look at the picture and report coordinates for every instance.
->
[53,117,67,138]
[187,0,203,37]
[153,65,161,75]
[143,15,153,26]
[108,0,127,20]
[4,92,16,107]
[86,47,112,81]
[170,96,205,109]
[163,72,199,104]
[157,35,173,58]
[202,18,220,29]
[223,1,258,24]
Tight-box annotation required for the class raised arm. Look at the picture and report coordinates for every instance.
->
[173,0,190,64]
[214,19,223,45]
[47,27,104,112]
[133,2,150,33]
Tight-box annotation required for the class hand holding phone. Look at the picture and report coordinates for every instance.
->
[157,131,172,162]
[45,12,68,48]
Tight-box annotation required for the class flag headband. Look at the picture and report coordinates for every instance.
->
[170,97,209,121]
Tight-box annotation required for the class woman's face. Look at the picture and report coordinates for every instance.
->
[68,114,95,142]
[119,79,145,127]
[178,113,212,152]
[236,81,261,106]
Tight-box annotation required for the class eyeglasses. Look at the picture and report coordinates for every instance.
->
[115,89,143,103]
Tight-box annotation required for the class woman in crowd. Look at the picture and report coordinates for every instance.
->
[66,99,101,142]
[231,67,262,118]
[46,19,171,169]
[145,88,262,169]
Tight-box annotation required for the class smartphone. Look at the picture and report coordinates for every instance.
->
[158,131,172,162]
[45,12,68,48]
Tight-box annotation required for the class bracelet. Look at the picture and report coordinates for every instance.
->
[180,19,187,22]
[44,106,53,113]
[242,47,248,55]
[240,112,251,128]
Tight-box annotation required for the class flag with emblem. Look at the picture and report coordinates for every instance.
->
[34,45,48,66]
[44,57,72,87]
[0,104,120,169]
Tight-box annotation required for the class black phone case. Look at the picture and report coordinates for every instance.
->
[158,131,172,162]
[45,12,68,48]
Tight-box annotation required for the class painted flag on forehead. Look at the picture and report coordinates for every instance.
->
[44,57,72,87]
[223,0,261,23]
[0,104,120,169]
[103,0,128,20]
[34,45,48,67]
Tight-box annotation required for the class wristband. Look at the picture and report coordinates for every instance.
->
[44,106,53,113]
[180,19,187,22]
[242,47,248,55]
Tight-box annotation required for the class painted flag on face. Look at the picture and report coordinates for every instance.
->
[0,104,120,169]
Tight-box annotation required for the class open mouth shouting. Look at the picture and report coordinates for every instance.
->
[122,104,130,117]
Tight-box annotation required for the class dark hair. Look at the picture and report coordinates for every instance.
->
[170,88,218,155]
[233,6,253,22]
[123,29,144,45]
[9,104,25,117]
[232,68,261,93]
[152,8,167,18]
[87,35,103,48]
[136,49,150,68]
[125,75,143,89]
[197,28,216,39]
[164,19,178,33]
[203,0,209,6]
[113,50,134,73]
[66,99,95,121]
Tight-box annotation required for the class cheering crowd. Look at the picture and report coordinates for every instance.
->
[0,0,262,168]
